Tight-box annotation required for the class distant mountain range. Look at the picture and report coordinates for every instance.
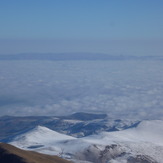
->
[0,53,163,61]
[0,112,140,141]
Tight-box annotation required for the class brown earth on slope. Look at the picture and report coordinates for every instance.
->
[0,143,72,163]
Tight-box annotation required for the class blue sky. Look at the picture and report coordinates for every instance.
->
[0,0,163,55]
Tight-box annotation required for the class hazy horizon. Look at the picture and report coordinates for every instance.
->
[0,1,163,120]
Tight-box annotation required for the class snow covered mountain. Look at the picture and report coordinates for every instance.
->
[10,126,76,156]
[9,120,163,163]
[0,113,140,141]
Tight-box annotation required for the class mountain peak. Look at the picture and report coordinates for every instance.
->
[64,112,108,121]
[32,125,53,132]
[10,126,75,149]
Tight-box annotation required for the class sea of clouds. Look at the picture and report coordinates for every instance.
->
[0,59,163,120]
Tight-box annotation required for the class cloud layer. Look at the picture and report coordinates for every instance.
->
[0,60,163,120]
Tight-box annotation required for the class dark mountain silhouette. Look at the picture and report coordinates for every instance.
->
[61,112,107,120]
[0,53,162,61]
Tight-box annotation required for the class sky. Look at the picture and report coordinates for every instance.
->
[0,0,163,55]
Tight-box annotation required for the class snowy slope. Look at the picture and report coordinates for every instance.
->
[0,114,140,140]
[10,126,76,155]
[84,120,163,145]
[9,120,163,163]
[82,120,163,162]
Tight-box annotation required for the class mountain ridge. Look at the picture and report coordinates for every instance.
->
[0,112,140,141]
[0,53,162,61]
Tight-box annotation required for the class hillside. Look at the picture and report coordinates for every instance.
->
[9,120,163,163]
[0,143,72,163]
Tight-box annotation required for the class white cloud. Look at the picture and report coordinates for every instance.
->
[0,60,163,120]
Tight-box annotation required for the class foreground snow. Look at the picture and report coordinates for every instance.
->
[10,120,163,163]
